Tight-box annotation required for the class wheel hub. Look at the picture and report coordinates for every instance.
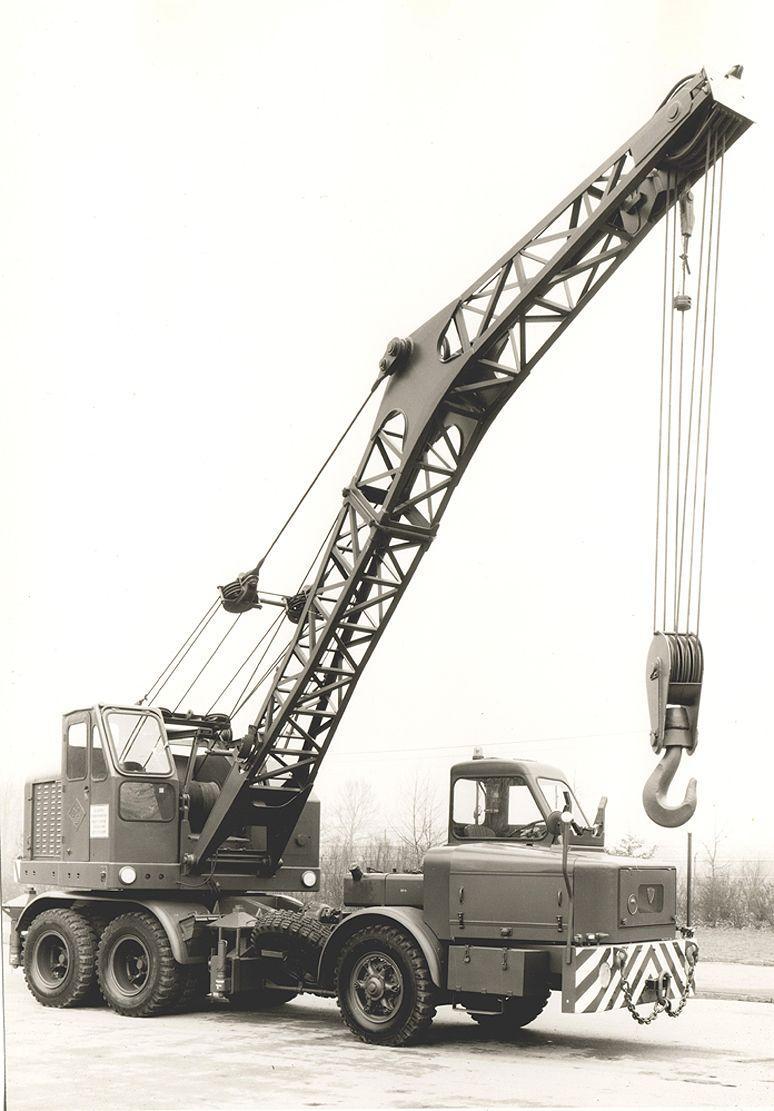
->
[351,952,404,1024]
[364,975,386,1000]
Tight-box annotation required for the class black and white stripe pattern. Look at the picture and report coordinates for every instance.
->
[570,940,692,1013]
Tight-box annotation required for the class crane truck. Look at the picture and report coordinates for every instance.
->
[4,67,751,1046]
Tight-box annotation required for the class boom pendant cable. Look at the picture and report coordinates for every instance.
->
[139,373,384,712]
[139,597,220,706]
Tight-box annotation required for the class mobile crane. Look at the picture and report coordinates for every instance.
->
[4,68,751,1046]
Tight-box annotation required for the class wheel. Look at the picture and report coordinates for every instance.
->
[470,990,550,1034]
[23,908,99,1008]
[250,909,331,989]
[335,924,436,1046]
[97,911,186,1017]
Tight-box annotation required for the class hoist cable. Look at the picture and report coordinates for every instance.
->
[696,136,725,633]
[675,136,712,629]
[172,612,244,712]
[686,133,719,628]
[662,183,679,630]
[653,186,672,632]
[674,227,689,630]
[248,377,383,576]
[139,597,220,706]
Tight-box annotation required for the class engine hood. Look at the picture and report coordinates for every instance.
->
[422,842,678,944]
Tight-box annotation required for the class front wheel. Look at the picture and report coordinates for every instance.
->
[336,925,436,1046]
[470,990,550,1034]
[23,908,99,1008]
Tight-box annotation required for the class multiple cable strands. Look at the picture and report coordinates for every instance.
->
[652,132,725,639]
[136,382,384,723]
[643,123,728,828]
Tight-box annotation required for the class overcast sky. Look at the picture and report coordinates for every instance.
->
[2,1,772,867]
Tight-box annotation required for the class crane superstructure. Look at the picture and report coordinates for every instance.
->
[5,68,752,1046]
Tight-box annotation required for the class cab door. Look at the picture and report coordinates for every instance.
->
[61,712,91,862]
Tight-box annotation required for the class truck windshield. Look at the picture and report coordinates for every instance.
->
[105,710,172,776]
[537,777,590,827]
[452,776,547,841]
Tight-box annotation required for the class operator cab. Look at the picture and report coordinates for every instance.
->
[448,757,605,848]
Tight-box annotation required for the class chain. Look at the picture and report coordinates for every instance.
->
[618,945,698,1024]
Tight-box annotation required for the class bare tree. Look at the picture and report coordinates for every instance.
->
[390,774,445,871]
[326,779,378,858]
[608,832,656,859]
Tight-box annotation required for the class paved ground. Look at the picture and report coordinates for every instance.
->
[3,966,774,1110]
[700,961,774,1003]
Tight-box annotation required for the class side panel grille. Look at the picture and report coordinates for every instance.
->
[31,779,62,859]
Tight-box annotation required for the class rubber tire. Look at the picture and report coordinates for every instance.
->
[335,924,436,1047]
[250,909,331,987]
[98,911,186,1017]
[470,990,550,1034]
[23,908,99,1008]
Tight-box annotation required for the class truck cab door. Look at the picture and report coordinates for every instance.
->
[61,712,91,862]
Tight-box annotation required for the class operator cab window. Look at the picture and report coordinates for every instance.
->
[452,776,546,841]
[105,711,172,776]
[65,720,88,780]
[91,724,108,781]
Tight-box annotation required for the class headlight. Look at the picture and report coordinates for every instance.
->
[598,961,613,988]
[301,870,317,888]
[119,866,137,885]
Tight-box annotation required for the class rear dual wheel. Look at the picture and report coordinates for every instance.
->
[97,911,203,1017]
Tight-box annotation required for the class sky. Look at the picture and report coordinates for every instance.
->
[1,0,772,871]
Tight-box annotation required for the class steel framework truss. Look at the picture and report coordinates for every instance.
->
[191,70,750,869]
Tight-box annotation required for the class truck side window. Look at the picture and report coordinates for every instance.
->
[66,720,88,780]
[91,725,108,781]
[119,781,175,822]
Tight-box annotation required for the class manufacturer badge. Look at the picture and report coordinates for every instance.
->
[67,798,86,831]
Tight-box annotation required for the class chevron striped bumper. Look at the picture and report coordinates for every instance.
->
[563,939,696,1014]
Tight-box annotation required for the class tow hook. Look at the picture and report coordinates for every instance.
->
[655,970,671,1007]
[615,944,698,1025]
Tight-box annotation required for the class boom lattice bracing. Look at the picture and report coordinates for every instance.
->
[190,70,750,869]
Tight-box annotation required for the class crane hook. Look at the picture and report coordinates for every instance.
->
[642,745,697,828]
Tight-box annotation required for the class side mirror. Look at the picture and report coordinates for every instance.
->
[593,795,607,835]
[546,810,572,839]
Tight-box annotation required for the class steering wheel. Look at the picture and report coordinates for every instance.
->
[508,819,547,840]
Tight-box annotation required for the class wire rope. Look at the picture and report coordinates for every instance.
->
[139,597,220,706]
[696,136,725,633]
[172,612,245,712]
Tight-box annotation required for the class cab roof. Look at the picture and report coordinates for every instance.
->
[450,757,568,781]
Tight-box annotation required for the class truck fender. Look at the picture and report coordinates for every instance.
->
[9,891,210,966]
[318,906,445,991]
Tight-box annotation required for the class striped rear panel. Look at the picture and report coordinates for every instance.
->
[565,939,693,1013]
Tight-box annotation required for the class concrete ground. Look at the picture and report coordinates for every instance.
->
[2,964,773,1110]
